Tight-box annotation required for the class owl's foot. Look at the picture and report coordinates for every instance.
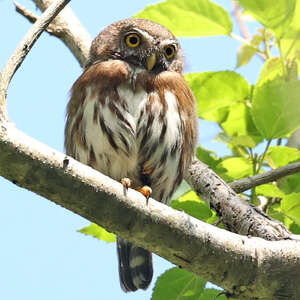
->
[137,186,152,204]
[121,178,152,203]
[121,178,132,196]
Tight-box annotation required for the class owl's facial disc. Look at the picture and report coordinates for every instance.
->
[120,29,177,73]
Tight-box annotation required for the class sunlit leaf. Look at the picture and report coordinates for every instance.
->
[257,57,285,86]
[171,200,212,221]
[152,267,206,300]
[185,72,250,122]
[218,157,253,180]
[236,34,262,68]
[135,0,232,37]
[229,135,257,148]
[236,0,296,38]
[221,102,263,145]
[78,223,116,243]
[281,193,300,225]
[266,146,300,168]
[280,0,300,62]
[256,184,285,198]
[281,173,300,194]
[252,79,300,139]
[171,190,212,221]
[196,146,220,168]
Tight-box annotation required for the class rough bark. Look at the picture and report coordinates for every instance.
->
[0,1,298,299]
[0,121,300,300]
[185,160,291,240]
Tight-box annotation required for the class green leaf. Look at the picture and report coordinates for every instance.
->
[152,267,206,300]
[266,146,300,168]
[257,57,285,86]
[281,173,300,194]
[134,0,232,37]
[78,223,116,243]
[236,0,296,38]
[252,79,300,139]
[256,184,285,198]
[171,200,212,221]
[171,191,212,221]
[185,72,250,122]
[221,102,263,145]
[196,146,220,169]
[280,0,300,61]
[281,193,300,225]
[229,135,258,148]
[268,202,300,233]
[289,222,300,234]
[236,34,263,68]
[267,202,287,224]
[218,157,253,180]
[197,289,228,300]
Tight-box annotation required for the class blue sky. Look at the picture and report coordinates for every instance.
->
[0,0,262,299]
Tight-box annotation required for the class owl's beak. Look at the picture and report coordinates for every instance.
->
[146,53,157,71]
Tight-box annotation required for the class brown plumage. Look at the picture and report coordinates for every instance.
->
[65,18,198,292]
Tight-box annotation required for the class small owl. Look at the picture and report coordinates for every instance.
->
[65,18,198,292]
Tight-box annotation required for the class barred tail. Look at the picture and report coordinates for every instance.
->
[117,237,153,292]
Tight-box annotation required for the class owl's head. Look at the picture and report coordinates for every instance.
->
[88,19,184,74]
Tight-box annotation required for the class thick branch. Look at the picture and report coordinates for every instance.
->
[230,162,300,193]
[0,0,70,121]
[15,0,91,67]
[6,1,300,298]
[185,160,290,240]
[0,122,300,299]
[15,0,298,252]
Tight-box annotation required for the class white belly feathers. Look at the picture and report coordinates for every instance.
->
[74,80,183,203]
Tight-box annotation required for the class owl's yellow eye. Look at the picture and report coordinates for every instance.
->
[164,45,176,59]
[125,33,141,48]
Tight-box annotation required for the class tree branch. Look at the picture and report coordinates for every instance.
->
[231,0,266,61]
[185,160,290,240]
[11,0,300,249]
[2,1,300,298]
[0,0,70,121]
[230,162,300,193]
[0,122,300,300]
[231,0,250,40]
[15,1,57,34]
[15,0,91,68]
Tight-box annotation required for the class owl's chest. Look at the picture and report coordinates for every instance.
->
[79,81,182,184]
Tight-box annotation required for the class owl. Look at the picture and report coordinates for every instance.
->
[65,18,198,292]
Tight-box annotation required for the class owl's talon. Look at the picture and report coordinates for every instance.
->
[121,177,132,189]
[139,186,152,204]
[121,178,132,195]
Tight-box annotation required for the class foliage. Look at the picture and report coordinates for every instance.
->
[79,0,300,298]
[78,223,116,242]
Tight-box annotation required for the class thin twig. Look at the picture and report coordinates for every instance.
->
[231,0,250,40]
[229,162,300,194]
[231,1,266,62]
[0,0,71,120]
[14,1,57,34]
[230,33,266,58]
[15,0,91,68]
